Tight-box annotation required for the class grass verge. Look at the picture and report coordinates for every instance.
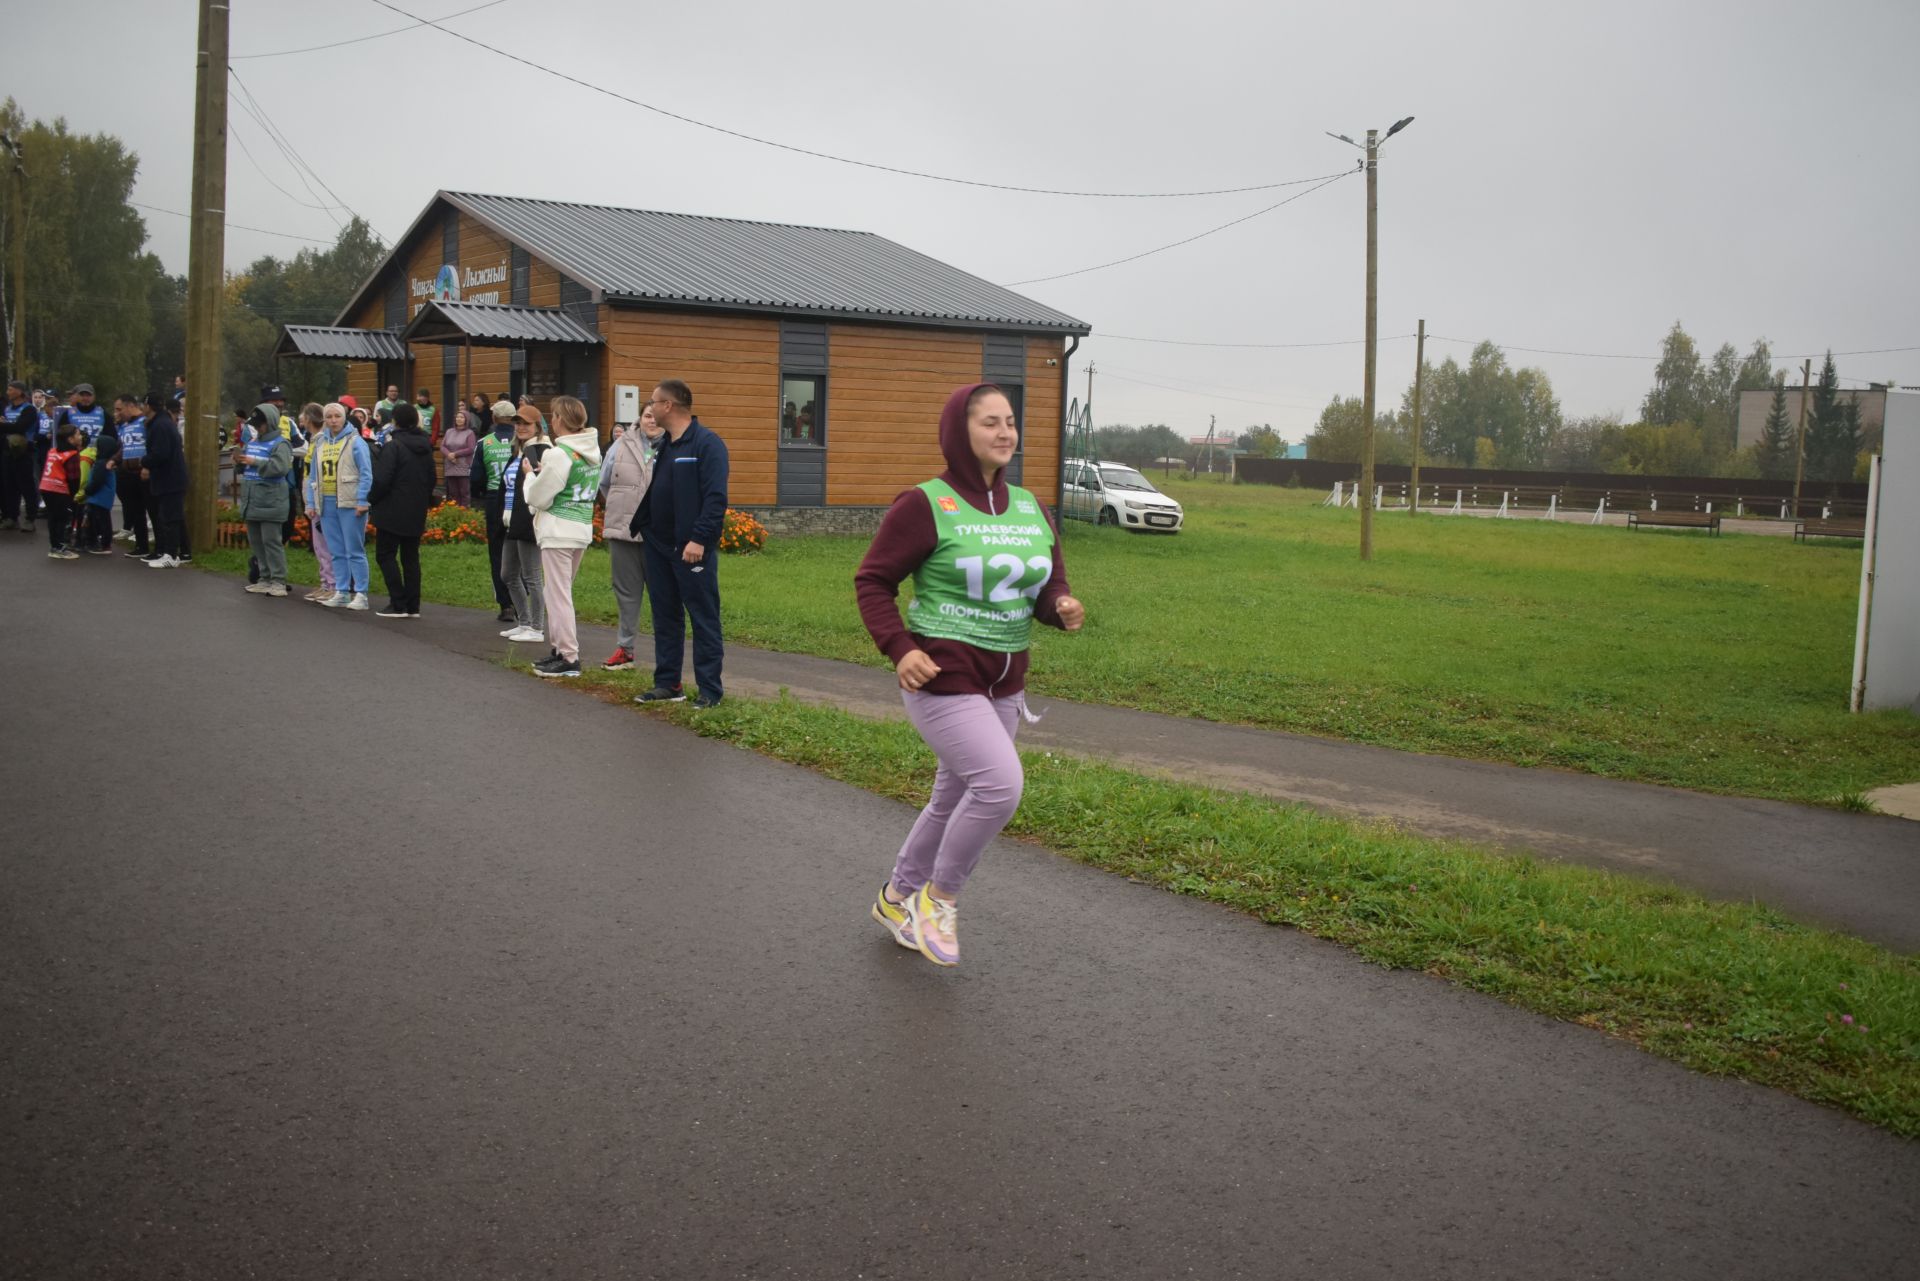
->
[188,470,1920,805]
[585,677,1917,1136]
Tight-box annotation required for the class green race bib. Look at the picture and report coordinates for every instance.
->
[906,479,1056,653]
[549,442,598,524]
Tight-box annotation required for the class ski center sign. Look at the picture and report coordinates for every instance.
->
[411,260,510,313]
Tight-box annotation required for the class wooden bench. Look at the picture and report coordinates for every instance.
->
[1794,519,1866,542]
[1627,510,1720,535]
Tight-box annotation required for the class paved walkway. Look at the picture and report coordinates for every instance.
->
[388,572,1919,952]
[3,540,1915,1280]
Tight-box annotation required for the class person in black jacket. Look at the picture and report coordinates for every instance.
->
[367,401,437,618]
[627,379,729,707]
[139,393,190,568]
[470,399,518,623]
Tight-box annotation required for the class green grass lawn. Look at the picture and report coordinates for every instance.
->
[201,479,1918,803]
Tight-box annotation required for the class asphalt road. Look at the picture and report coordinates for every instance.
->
[3,541,1916,1280]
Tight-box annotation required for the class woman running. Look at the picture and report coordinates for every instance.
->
[854,383,1084,966]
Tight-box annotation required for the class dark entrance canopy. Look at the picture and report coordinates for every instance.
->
[399,301,602,348]
[274,326,411,362]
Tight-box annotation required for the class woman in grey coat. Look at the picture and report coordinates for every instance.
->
[236,402,295,597]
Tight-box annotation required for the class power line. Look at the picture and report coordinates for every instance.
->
[230,0,509,59]
[1430,335,1920,362]
[227,68,382,241]
[369,0,1353,200]
[228,114,348,222]
[131,202,336,245]
[1098,368,1314,413]
[1096,332,1408,349]
[1007,169,1356,286]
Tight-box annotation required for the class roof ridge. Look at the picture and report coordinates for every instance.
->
[444,190,878,239]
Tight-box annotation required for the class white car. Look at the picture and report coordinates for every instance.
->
[1062,459,1184,532]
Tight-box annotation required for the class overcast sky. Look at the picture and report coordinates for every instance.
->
[12,0,1919,439]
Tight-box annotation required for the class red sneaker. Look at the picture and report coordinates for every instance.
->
[603,646,635,671]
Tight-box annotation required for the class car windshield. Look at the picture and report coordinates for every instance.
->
[1100,467,1158,492]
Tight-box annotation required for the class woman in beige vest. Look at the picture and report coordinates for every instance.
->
[597,403,660,671]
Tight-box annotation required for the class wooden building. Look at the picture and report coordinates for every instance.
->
[277,191,1091,520]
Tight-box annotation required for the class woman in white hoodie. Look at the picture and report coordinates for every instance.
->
[524,394,602,678]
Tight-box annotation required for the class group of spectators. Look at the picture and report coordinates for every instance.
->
[6,374,731,704]
[2,380,192,564]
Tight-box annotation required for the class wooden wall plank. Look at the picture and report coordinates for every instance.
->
[604,309,781,505]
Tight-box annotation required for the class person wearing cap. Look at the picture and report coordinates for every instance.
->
[111,394,151,554]
[59,384,107,449]
[472,399,520,624]
[0,379,42,532]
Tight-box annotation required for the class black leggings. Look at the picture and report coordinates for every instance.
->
[375,529,421,612]
[42,493,72,549]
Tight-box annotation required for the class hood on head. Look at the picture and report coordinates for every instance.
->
[252,402,282,436]
[937,382,1009,502]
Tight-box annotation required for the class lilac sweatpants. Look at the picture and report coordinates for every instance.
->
[889,690,1025,899]
[310,510,335,591]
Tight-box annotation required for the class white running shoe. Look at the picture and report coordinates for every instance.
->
[144,554,179,568]
[319,590,350,607]
[244,581,273,594]
[499,625,522,637]
[346,592,370,611]
[509,626,546,643]
[265,583,289,597]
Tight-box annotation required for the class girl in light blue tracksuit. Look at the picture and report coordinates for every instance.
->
[314,401,374,608]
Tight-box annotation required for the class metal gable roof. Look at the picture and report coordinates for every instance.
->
[276,326,411,362]
[442,191,1091,335]
[400,301,603,347]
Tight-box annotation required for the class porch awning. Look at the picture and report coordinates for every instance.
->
[400,300,602,347]
[275,325,411,361]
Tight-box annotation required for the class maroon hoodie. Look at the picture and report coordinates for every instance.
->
[855,383,1072,698]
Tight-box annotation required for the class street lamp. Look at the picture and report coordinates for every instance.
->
[1330,116,1414,561]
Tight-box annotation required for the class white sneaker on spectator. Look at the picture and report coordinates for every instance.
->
[346,592,370,611]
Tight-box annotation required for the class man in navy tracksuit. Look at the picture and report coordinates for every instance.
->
[1,379,41,531]
[628,379,728,707]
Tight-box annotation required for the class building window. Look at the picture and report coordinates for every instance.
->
[1001,383,1025,453]
[781,374,825,446]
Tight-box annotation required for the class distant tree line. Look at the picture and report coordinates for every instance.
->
[2,100,386,415]
[1299,321,1878,482]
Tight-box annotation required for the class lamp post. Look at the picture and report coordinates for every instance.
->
[1329,116,1414,560]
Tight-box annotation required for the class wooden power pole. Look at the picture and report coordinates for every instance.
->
[1359,128,1379,560]
[1791,357,1811,518]
[3,131,25,384]
[1409,318,1425,515]
[185,0,229,553]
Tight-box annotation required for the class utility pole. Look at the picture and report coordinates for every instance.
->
[2,131,25,383]
[1409,318,1425,515]
[1329,117,1410,559]
[1359,128,1379,558]
[1791,357,1811,518]
[185,0,229,553]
